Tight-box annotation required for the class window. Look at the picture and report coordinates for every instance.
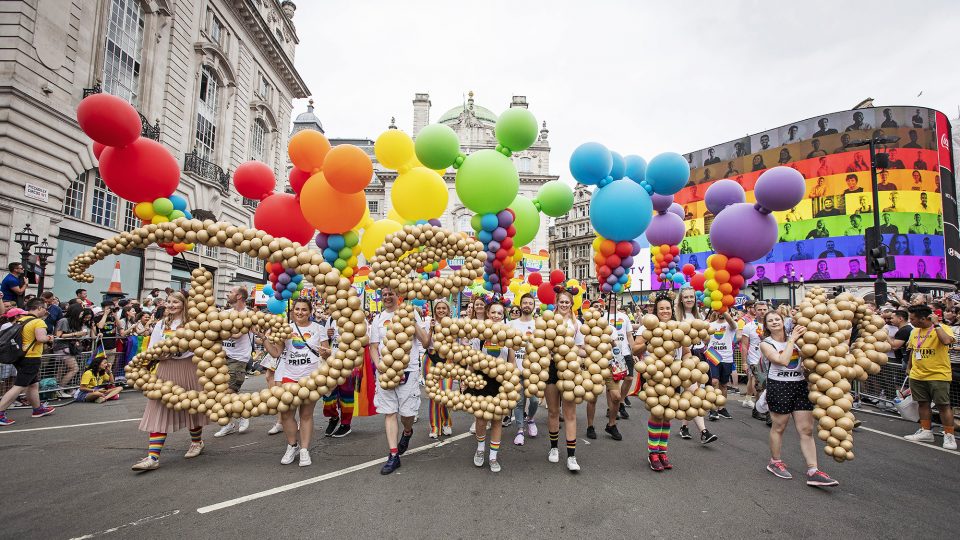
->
[91,173,119,229]
[518,157,532,173]
[368,200,379,215]
[257,73,271,101]
[195,66,219,159]
[239,253,262,272]
[64,173,86,218]
[249,119,267,162]
[102,0,144,105]
[559,247,568,261]
[123,201,139,231]
[457,215,471,233]
[202,245,218,258]
[209,14,223,45]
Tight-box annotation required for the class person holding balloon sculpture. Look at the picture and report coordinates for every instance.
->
[213,286,255,439]
[469,301,512,473]
[424,299,454,440]
[546,289,585,472]
[585,305,630,442]
[322,303,356,440]
[704,310,740,422]
[674,288,719,445]
[509,293,539,446]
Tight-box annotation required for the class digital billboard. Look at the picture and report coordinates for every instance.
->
[654,106,957,288]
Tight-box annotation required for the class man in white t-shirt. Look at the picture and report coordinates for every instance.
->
[508,293,538,446]
[706,311,739,421]
[586,308,632,442]
[215,286,255,437]
[371,288,430,475]
[739,301,768,411]
[321,304,355,438]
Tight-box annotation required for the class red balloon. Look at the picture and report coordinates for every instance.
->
[682,263,696,276]
[253,193,314,245]
[76,93,141,147]
[690,273,706,291]
[92,142,106,159]
[537,282,557,305]
[598,266,612,278]
[98,138,180,202]
[606,255,621,268]
[549,269,565,285]
[726,257,745,275]
[496,249,508,260]
[615,241,632,258]
[507,225,516,237]
[528,272,543,286]
[670,245,680,256]
[730,274,745,289]
[501,237,514,251]
[288,168,311,195]
[234,161,276,200]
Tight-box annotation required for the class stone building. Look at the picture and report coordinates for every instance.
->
[548,184,594,283]
[0,0,308,302]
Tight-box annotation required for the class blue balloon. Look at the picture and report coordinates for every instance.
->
[569,142,612,185]
[609,151,626,180]
[480,213,499,232]
[478,230,493,244]
[624,155,647,183]
[183,211,193,220]
[645,152,690,196]
[292,274,303,283]
[323,247,339,262]
[589,181,652,241]
[169,194,188,211]
[613,283,623,292]
[263,283,273,295]
[266,297,286,314]
[411,299,426,307]
[618,274,629,284]
[281,289,293,299]
[672,274,686,284]
[328,234,346,251]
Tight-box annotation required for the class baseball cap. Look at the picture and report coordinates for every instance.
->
[4,308,27,318]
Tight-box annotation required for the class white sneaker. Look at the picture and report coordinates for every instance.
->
[741,398,755,408]
[57,390,74,399]
[428,431,438,439]
[237,418,250,433]
[489,458,501,473]
[547,448,560,463]
[944,433,957,450]
[904,428,935,443]
[469,423,476,434]
[281,444,300,465]
[442,426,453,436]
[214,422,237,438]
[566,456,581,472]
[268,422,283,435]
[473,450,485,467]
[298,448,312,467]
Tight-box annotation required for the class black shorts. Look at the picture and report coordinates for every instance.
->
[13,357,41,387]
[766,379,813,415]
[624,356,635,376]
[709,362,734,385]
[547,362,559,385]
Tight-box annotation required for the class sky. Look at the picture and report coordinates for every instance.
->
[289,0,960,181]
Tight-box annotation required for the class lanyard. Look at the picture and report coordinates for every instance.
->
[914,326,935,351]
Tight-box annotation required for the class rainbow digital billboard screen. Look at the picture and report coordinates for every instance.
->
[653,106,957,289]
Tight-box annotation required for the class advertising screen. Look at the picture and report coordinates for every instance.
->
[654,106,956,288]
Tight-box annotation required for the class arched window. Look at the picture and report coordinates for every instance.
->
[249,119,267,162]
[195,66,219,159]
[91,171,119,228]
[102,0,145,105]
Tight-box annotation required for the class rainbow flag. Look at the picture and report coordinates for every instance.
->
[353,346,378,417]
[704,348,722,366]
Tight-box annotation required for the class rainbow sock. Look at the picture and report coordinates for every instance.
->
[476,433,486,452]
[489,440,500,460]
[566,438,576,458]
[658,421,670,452]
[189,427,202,443]
[549,430,559,449]
[647,420,669,453]
[148,432,166,461]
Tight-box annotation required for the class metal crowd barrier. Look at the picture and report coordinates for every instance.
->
[853,357,960,414]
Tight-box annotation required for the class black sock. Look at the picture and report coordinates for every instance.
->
[549,430,559,449]
[566,438,576,457]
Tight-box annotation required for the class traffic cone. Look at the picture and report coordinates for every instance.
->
[102,260,127,302]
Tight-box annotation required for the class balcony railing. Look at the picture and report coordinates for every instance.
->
[81,84,160,141]
[242,197,259,209]
[184,150,230,192]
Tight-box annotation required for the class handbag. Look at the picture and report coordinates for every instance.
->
[895,377,919,422]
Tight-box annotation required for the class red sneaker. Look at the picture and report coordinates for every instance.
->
[31,406,55,418]
[648,452,664,472]
[660,453,673,470]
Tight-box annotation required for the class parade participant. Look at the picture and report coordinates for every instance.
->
[741,301,769,415]
[471,301,510,472]
[214,286,255,438]
[903,304,956,449]
[0,299,56,426]
[472,296,487,322]
[674,288,718,444]
[510,293,538,445]
[74,356,122,403]
[585,301,629,442]
[633,295,680,471]
[259,346,284,435]
[760,311,838,486]
[53,303,91,399]
[706,310,739,421]
[322,303,355,438]
[263,298,329,466]
[130,293,207,471]
[425,299,454,439]
[545,289,584,472]
[371,287,430,474]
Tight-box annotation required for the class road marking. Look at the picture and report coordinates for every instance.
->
[230,441,260,449]
[197,431,472,514]
[67,509,180,539]
[859,426,960,456]
[0,418,140,434]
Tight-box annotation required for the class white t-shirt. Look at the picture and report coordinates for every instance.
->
[222,310,254,363]
[275,321,326,382]
[706,321,737,364]
[610,312,633,359]
[406,313,430,374]
[562,317,584,347]
[508,318,536,370]
[762,337,804,382]
[681,311,706,351]
[323,317,340,349]
[151,320,192,359]
[885,323,899,360]
[742,319,764,366]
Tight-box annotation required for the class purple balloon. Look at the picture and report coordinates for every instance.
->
[622,255,634,268]
[704,179,745,215]
[488,240,501,251]
[667,203,685,220]
[497,209,514,227]
[645,212,686,246]
[492,228,507,242]
[489,274,500,283]
[428,218,442,227]
[607,275,619,285]
[277,273,291,284]
[754,166,806,211]
[741,262,756,280]
[314,232,329,249]
[709,203,778,262]
[631,241,642,256]
[650,194,674,213]
[602,283,613,292]
[613,266,625,277]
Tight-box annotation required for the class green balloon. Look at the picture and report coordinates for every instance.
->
[152,197,174,216]
[343,230,359,247]
[495,108,538,152]
[415,124,460,169]
[334,258,347,270]
[338,246,352,259]
[470,214,483,232]
[509,195,541,247]
[456,149,519,214]
[169,210,186,220]
[536,181,574,217]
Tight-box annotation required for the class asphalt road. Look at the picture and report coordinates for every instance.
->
[1,379,957,540]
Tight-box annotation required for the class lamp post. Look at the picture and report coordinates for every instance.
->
[13,225,39,307]
[33,239,55,297]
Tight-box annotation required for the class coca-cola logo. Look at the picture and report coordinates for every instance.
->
[941,132,949,149]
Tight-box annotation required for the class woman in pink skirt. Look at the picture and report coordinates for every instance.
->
[131,292,208,471]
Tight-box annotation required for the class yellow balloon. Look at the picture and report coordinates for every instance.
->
[360,219,403,260]
[342,266,354,278]
[374,130,414,170]
[151,215,169,224]
[387,207,407,223]
[392,167,448,221]
[592,236,603,251]
[359,206,372,229]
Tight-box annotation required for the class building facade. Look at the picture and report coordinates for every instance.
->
[548,184,595,284]
[0,0,308,303]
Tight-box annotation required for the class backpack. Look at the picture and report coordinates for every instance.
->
[0,316,39,364]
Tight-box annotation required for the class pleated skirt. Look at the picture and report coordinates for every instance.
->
[138,356,210,433]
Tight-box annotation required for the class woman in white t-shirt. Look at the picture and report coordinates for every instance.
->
[545,290,585,472]
[264,298,329,467]
[470,302,513,473]
[759,311,838,487]
[674,288,718,445]
[425,299,454,439]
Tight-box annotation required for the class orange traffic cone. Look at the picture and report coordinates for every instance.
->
[102,260,126,302]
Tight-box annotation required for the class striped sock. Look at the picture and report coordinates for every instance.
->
[489,440,500,460]
[658,421,670,452]
[476,433,486,453]
[549,430,559,449]
[189,427,202,443]
[566,438,576,458]
[647,420,669,453]
[148,432,166,461]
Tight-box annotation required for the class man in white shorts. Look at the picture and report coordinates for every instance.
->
[740,301,768,420]
[215,286,255,437]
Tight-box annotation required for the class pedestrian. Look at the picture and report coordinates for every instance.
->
[214,286,255,438]
[1,262,26,309]
[509,293,538,445]
[40,291,63,333]
[263,298,328,466]
[471,301,509,472]
[96,301,121,358]
[0,298,57,426]
[760,311,839,486]
[903,304,956,449]
[75,288,93,308]
[131,292,207,471]
[74,356,122,403]
[53,303,91,399]
[426,299,454,439]
[321,303,356,438]
[585,300,629,442]
[674,288,719,444]
[740,301,769,411]
[634,295,679,471]
[545,289,584,472]
[706,310,739,421]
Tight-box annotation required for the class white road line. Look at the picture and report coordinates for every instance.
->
[859,426,960,456]
[67,509,180,539]
[0,418,140,434]
[197,431,472,514]
[229,441,260,449]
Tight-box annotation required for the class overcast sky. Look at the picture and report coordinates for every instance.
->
[290,0,960,179]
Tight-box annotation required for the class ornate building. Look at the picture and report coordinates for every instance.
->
[548,184,594,283]
[0,0,309,302]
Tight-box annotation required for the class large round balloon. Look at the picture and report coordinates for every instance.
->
[709,203,778,262]
[288,167,310,195]
[299,172,366,233]
[288,130,331,173]
[668,203,685,220]
[495,108,537,152]
[374,130,415,170]
[754,166,807,211]
[415,124,460,170]
[392,167,448,221]
[645,211,686,246]
[254,193,314,245]
[704,179,745,215]
[76,93,142,148]
[609,151,626,180]
[645,152,690,195]
[455,149,519,214]
[509,195,541,247]
[569,142,612,185]
[233,161,276,200]
[323,144,373,194]
[359,219,403,259]
[590,181,652,241]
[624,155,647,183]
[98,138,180,203]
[536,181,573,217]
[650,193,674,213]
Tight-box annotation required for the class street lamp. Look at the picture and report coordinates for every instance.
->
[13,225,39,307]
[34,239,55,297]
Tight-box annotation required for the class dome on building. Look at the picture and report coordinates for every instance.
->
[437,91,498,125]
[292,98,323,134]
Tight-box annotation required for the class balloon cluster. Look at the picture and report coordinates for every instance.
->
[133,195,196,255]
[472,209,517,293]
[690,254,746,312]
[651,244,684,286]
[263,262,305,314]
[526,269,570,310]
[646,194,689,288]
[315,230,360,280]
[591,236,640,293]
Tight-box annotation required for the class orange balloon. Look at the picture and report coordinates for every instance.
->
[719,283,733,295]
[323,144,373,194]
[288,130,331,173]
[714,269,730,283]
[721,294,735,307]
[299,172,366,234]
[709,254,728,270]
[600,239,616,256]
[594,252,606,265]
